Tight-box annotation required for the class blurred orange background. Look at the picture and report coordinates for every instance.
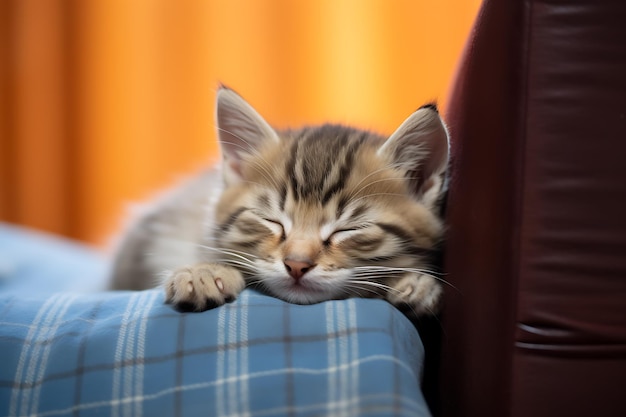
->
[0,0,481,247]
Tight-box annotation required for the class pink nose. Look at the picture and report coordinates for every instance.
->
[283,259,315,281]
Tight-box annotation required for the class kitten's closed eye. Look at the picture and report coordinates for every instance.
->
[327,228,370,243]
[261,218,286,239]
[331,226,387,252]
[322,229,358,246]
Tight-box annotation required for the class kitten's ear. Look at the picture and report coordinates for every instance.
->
[216,86,279,184]
[378,104,449,197]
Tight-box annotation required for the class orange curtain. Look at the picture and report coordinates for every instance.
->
[0,0,482,246]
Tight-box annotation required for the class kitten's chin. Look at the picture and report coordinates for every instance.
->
[255,268,348,305]
[282,290,336,305]
[268,282,342,305]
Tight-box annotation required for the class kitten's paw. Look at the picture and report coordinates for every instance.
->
[386,273,442,317]
[164,263,245,312]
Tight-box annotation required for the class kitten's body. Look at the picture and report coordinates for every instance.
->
[111,87,449,316]
[110,168,223,291]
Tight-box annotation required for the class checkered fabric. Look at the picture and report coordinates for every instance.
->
[0,289,430,417]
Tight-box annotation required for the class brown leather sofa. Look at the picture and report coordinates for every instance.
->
[438,0,626,416]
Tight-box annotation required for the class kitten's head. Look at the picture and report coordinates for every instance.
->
[212,86,449,308]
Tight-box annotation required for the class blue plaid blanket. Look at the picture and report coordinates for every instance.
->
[0,224,431,417]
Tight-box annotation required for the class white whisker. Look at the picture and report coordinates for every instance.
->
[210,258,259,271]
[195,244,260,260]
[346,279,403,295]
[353,265,446,276]
[352,266,457,290]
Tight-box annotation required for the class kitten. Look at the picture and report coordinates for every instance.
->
[110,86,449,317]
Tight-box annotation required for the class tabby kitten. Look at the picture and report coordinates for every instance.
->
[110,86,449,316]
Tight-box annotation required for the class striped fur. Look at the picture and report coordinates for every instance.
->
[111,87,449,317]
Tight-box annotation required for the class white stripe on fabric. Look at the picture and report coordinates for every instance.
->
[21,294,69,416]
[134,291,158,417]
[111,292,142,417]
[123,292,146,417]
[205,353,418,388]
[325,302,337,416]
[124,291,154,417]
[227,300,239,416]
[30,294,78,416]
[8,294,57,417]
[215,304,227,417]
[336,302,349,417]
[9,294,64,417]
[0,316,98,329]
[238,292,250,417]
[348,300,360,413]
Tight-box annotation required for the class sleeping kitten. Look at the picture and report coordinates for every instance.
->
[110,86,449,317]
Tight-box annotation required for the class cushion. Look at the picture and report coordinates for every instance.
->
[0,223,108,294]
[0,223,431,416]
